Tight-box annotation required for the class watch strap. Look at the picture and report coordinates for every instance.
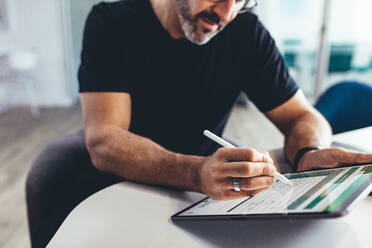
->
[293,146,320,171]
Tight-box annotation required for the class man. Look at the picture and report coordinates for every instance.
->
[26,0,372,247]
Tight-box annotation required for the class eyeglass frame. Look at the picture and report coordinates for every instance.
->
[239,0,257,14]
[207,0,258,14]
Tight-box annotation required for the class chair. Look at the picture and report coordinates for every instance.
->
[328,44,355,73]
[314,81,372,134]
[283,39,302,69]
[0,50,40,117]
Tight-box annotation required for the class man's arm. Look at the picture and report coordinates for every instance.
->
[266,90,372,172]
[81,92,203,192]
[81,92,277,200]
[266,90,332,163]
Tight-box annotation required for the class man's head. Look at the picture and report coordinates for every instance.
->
[173,0,256,45]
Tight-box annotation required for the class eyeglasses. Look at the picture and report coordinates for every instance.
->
[239,0,258,13]
[208,0,258,14]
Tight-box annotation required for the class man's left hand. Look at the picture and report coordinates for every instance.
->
[297,148,372,172]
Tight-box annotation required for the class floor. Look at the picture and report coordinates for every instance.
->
[0,102,284,248]
[0,105,82,248]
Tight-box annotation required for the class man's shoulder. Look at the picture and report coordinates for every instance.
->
[89,0,140,26]
[216,12,261,48]
[235,12,259,24]
[227,12,259,34]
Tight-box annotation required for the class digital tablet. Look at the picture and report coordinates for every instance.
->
[172,164,372,221]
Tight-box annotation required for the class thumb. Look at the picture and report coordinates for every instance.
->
[263,151,274,164]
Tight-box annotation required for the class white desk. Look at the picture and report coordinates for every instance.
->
[48,127,372,248]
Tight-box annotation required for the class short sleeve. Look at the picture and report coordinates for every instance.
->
[78,4,132,93]
[242,17,299,113]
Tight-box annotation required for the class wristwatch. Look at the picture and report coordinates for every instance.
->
[293,146,320,171]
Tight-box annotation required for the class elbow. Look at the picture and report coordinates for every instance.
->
[86,134,111,172]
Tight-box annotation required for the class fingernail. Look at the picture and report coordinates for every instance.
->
[264,151,274,163]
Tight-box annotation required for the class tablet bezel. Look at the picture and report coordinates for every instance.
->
[172,167,372,221]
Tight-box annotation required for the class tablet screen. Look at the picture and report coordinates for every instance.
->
[176,164,372,217]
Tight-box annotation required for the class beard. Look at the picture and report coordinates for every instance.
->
[173,0,227,45]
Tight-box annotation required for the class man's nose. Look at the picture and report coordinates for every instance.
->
[213,0,235,23]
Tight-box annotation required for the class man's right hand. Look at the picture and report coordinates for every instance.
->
[199,148,277,201]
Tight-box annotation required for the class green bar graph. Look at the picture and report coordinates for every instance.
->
[304,167,359,209]
[288,170,341,210]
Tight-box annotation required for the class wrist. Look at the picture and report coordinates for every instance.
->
[293,146,320,171]
[297,149,318,171]
[174,153,207,192]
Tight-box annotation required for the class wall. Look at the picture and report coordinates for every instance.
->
[256,0,372,47]
[0,0,72,106]
[65,0,117,101]
[255,0,323,49]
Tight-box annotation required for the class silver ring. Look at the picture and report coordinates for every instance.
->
[233,178,241,192]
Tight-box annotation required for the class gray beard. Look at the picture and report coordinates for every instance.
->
[173,0,222,45]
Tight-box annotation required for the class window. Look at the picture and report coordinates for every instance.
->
[255,0,372,100]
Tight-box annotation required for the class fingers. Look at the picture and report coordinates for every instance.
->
[330,148,372,165]
[218,176,276,191]
[220,161,276,177]
[297,148,372,172]
[205,148,277,201]
[216,147,273,163]
[307,148,372,171]
[263,151,274,163]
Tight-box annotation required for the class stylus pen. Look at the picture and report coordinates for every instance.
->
[203,130,293,186]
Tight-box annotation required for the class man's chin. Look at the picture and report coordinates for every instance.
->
[188,36,211,45]
[185,29,218,45]
[180,19,221,45]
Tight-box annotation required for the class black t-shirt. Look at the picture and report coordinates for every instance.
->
[79,0,298,156]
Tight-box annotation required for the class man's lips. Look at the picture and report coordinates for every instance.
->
[200,17,218,31]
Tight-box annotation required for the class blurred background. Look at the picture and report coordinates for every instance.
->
[0,0,371,247]
[256,0,372,98]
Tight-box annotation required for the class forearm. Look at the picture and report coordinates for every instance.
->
[86,125,206,192]
[284,111,332,165]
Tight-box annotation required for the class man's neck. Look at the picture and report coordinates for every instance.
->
[149,0,185,39]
